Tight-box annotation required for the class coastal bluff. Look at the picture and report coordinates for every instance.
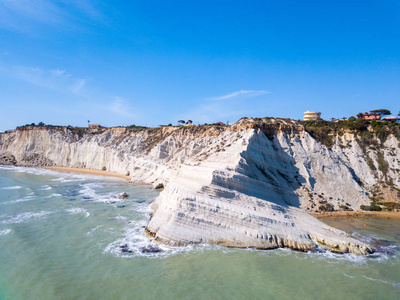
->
[1,118,399,254]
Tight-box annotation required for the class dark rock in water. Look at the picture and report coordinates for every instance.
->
[140,245,162,253]
[117,205,126,208]
[372,239,393,248]
[120,244,133,253]
[118,192,129,199]
[66,191,80,197]
[136,200,145,204]
[307,247,325,254]
[154,183,164,189]
[368,238,396,256]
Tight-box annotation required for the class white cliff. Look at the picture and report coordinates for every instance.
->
[1,118,399,254]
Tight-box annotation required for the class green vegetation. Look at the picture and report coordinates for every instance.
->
[303,119,370,148]
[303,118,400,182]
[339,204,352,211]
[303,118,400,149]
[318,203,334,212]
[127,124,148,131]
[377,202,400,211]
[360,190,384,211]
[370,109,391,115]
[68,127,87,136]
[360,204,382,211]
[21,122,46,127]
[376,150,389,177]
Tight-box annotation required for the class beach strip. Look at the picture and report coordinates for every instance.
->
[43,166,131,181]
[312,211,400,220]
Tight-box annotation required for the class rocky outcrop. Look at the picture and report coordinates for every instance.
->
[1,119,399,254]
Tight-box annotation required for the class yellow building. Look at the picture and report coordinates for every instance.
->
[303,111,321,121]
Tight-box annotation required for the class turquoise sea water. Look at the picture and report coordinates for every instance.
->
[0,166,399,299]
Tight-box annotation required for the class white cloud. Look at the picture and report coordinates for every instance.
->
[180,90,271,124]
[0,0,103,31]
[70,79,86,93]
[181,102,250,125]
[50,69,67,76]
[109,97,136,119]
[212,90,269,101]
[11,65,86,94]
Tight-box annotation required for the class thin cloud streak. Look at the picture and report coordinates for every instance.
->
[109,97,136,119]
[10,65,86,94]
[212,90,269,101]
[182,101,252,125]
[0,0,103,31]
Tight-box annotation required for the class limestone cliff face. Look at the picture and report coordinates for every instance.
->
[1,119,399,254]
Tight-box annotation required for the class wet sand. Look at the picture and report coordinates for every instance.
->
[43,166,131,181]
[312,211,400,220]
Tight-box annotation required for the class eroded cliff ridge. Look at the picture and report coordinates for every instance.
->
[1,118,400,254]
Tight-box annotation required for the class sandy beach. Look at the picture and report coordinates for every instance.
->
[43,166,131,181]
[313,211,400,220]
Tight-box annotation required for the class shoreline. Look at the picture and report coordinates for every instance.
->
[43,166,132,181]
[312,211,400,220]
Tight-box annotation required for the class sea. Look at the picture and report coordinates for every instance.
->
[0,166,399,299]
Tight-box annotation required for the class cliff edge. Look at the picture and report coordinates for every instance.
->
[1,118,399,254]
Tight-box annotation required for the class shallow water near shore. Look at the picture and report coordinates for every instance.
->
[0,166,399,299]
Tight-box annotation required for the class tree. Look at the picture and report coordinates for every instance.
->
[398,111,400,117]
[38,122,45,126]
[356,113,363,119]
[348,116,356,122]
[177,120,185,125]
[370,109,391,115]
[186,120,193,124]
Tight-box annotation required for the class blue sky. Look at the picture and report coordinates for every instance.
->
[0,0,399,130]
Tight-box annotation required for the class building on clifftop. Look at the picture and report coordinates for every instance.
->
[88,124,100,129]
[357,112,381,120]
[303,111,321,121]
[382,116,400,122]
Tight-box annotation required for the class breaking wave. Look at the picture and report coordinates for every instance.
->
[2,186,22,190]
[66,207,90,217]
[0,229,11,236]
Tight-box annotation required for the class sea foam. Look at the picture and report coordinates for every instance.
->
[66,207,90,217]
[2,186,23,190]
[0,229,11,236]
[1,211,53,224]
